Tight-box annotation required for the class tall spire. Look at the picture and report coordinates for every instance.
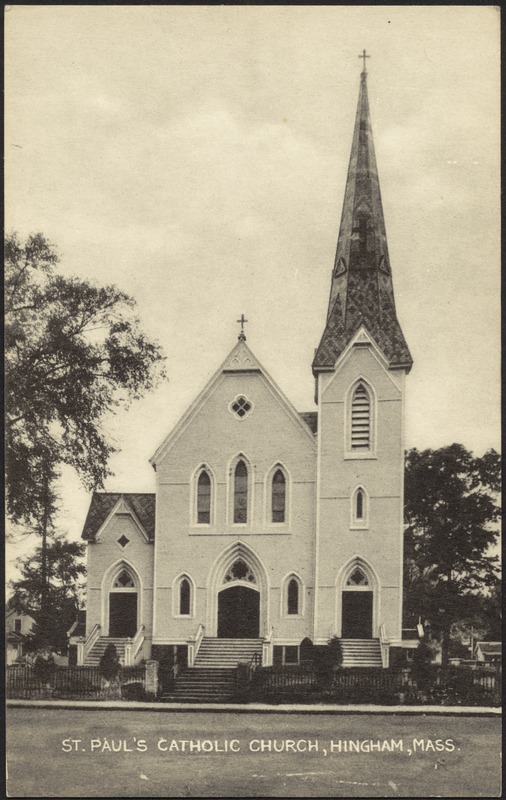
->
[313,62,412,373]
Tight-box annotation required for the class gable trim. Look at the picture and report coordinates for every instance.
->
[95,495,150,543]
[150,341,316,466]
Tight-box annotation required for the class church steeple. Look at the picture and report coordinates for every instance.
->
[313,62,412,373]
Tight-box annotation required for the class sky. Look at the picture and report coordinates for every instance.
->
[5,6,501,567]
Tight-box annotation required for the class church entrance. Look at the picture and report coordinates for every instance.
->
[341,591,373,638]
[217,586,260,638]
[109,592,137,637]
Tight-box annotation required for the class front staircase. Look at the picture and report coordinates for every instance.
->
[194,638,263,669]
[162,638,263,702]
[340,638,383,668]
[84,637,128,666]
[163,668,238,702]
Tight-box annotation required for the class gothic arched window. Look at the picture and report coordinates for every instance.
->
[197,470,211,524]
[179,578,191,615]
[287,578,299,615]
[356,489,364,519]
[234,460,248,524]
[272,469,286,523]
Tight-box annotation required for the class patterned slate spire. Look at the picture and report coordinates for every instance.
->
[313,66,412,372]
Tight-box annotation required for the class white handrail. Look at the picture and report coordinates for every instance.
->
[262,626,274,667]
[379,623,390,668]
[188,623,205,667]
[125,625,146,665]
[78,623,101,665]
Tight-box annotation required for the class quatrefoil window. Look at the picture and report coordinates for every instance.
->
[113,570,135,588]
[346,568,369,587]
[223,559,256,584]
[230,395,253,419]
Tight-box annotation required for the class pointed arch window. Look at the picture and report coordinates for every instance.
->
[197,470,211,524]
[351,485,369,529]
[234,460,248,524]
[282,574,304,617]
[272,469,286,523]
[173,574,195,617]
[287,579,299,615]
[351,383,371,450]
[356,489,364,519]
[179,579,191,615]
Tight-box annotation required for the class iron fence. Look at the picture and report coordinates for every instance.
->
[6,664,147,700]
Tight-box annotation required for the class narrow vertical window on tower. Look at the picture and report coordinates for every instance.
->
[234,460,248,524]
[351,383,371,450]
[272,469,286,523]
[197,469,211,524]
[351,486,369,529]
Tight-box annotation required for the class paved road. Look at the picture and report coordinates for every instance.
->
[6,707,501,797]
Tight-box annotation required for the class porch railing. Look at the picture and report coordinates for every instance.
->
[379,623,390,668]
[262,626,274,667]
[187,623,205,667]
[124,625,145,666]
[78,624,101,666]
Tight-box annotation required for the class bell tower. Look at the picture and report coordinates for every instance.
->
[312,57,412,649]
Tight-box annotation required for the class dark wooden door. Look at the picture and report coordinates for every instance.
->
[218,586,260,638]
[341,591,373,638]
[109,593,137,637]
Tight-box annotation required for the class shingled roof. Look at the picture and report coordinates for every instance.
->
[299,411,318,434]
[313,67,412,373]
[82,493,156,541]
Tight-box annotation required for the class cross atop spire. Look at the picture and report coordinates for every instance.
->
[358,49,370,73]
[236,313,248,341]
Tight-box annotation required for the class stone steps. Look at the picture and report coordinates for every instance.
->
[162,668,238,703]
[84,637,128,666]
[340,639,383,668]
[194,638,262,669]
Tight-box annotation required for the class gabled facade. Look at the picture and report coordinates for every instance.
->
[79,63,415,670]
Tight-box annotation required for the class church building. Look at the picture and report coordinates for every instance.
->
[75,61,416,673]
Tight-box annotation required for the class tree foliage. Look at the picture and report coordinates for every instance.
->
[9,535,86,652]
[404,444,500,665]
[5,232,166,525]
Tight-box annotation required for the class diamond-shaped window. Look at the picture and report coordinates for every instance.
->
[230,396,253,419]
[118,535,130,549]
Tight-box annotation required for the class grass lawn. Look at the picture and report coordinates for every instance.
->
[6,707,501,797]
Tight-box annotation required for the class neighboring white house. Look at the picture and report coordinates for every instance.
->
[6,609,35,665]
[77,64,417,674]
[474,641,502,665]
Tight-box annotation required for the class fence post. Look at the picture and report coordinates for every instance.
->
[145,660,159,700]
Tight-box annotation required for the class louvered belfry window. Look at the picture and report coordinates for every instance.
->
[234,460,248,523]
[197,470,211,524]
[351,384,370,449]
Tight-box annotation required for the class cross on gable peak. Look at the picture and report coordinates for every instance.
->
[236,313,248,341]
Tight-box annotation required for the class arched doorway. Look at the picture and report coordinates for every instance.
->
[217,558,260,639]
[109,568,138,637]
[341,565,373,639]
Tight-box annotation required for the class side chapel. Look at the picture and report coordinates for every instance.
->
[73,60,417,673]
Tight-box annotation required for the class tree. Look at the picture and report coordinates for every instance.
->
[9,534,86,652]
[5,231,166,526]
[404,444,500,666]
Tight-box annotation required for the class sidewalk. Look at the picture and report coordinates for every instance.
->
[7,698,501,715]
